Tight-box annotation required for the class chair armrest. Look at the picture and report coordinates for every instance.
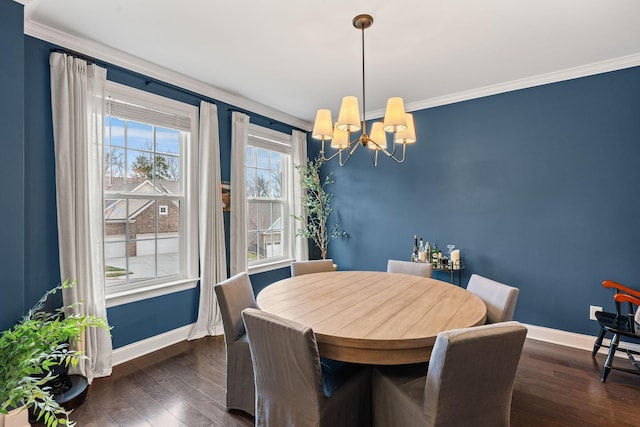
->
[602,280,640,298]
[614,293,640,306]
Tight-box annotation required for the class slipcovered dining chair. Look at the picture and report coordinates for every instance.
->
[387,259,433,278]
[372,321,527,427]
[290,259,336,277]
[242,307,371,427]
[466,274,519,323]
[213,272,257,416]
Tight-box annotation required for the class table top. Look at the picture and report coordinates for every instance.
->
[256,271,487,364]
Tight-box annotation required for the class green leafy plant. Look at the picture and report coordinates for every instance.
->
[0,281,109,427]
[293,157,345,259]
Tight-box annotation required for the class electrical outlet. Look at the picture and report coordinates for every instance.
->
[589,305,602,321]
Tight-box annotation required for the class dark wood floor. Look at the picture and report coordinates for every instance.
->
[65,336,640,426]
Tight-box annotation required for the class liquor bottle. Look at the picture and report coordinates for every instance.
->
[418,238,426,262]
[431,243,439,267]
[412,235,419,262]
[425,241,431,261]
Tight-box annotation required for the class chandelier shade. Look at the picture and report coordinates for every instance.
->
[311,13,418,166]
[312,109,333,140]
[395,113,417,144]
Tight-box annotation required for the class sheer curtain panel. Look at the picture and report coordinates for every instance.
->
[230,112,250,276]
[189,101,226,339]
[291,130,309,261]
[50,52,112,381]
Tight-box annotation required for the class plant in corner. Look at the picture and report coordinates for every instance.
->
[0,281,109,427]
[293,157,345,259]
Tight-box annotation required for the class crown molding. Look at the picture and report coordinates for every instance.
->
[366,53,640,119]
[23,12,640,129]
[23,19,313,131]
[405,53,640,112]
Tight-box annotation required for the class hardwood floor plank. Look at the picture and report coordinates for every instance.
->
[64,335,640,426]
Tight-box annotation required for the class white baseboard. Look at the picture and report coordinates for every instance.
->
[111,322,638,366]
[524,323,640,357]
[112,323,196,366]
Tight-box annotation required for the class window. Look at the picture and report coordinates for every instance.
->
[246,124,294,271]
[103,82,198,304]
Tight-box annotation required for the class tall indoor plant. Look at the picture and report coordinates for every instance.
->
[293,157,344,260]
[0,281,109,427]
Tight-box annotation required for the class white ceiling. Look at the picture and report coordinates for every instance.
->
[20,0,640,128]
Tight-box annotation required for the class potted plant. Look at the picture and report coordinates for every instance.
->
[293,157,345,260]
[0,281,109,427]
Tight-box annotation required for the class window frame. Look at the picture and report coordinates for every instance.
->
[246,123,296,274]
[103,82,199,307]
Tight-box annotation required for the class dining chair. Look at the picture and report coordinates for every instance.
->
[595,292,640,382]
[213,272,257,416]
[387,259,433,278]
[372,321,527,427]
[466,274,519,323]
[290,259,336,277]
[242,307,371,427]
[592,280,640,356]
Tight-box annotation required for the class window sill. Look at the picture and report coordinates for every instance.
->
[105,278,199,308]
[248,258,295,275]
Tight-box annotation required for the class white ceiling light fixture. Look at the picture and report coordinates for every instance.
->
[312,14,417,167]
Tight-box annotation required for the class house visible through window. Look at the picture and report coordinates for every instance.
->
[103,82,198,299]
[246,124,293,269]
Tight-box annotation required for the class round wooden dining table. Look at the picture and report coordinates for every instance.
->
[256,271,487,365]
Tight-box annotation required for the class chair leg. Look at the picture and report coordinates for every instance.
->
[592,327,608,356]
[601,333,620,382]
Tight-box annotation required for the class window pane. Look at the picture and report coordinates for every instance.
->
[104,147,126,191]
[270,169,282,197]
[127,149,154,184]
[127,121,153,151]
[155,153,180,191]
[256,147,269,169]
[246,168,256,197]
[270,151,281,172]
[104,198,181,287]
[105,116,125,148]
[255,169,271,197]
[155,127,180,154]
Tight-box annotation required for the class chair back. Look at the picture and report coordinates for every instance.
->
[291,259,336,277]
[242,308,325,425]
[466,274,519,323]
[423,321,527,427]
[387,260,433,278]
[214,272,257,344]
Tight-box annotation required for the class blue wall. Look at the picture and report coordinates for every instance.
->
[325,66,640,335]
[0,0,25,332]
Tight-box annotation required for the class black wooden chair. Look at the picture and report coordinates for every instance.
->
[592,280,640,357]
[596,292,640,382]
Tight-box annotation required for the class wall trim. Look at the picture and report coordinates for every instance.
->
[22,19,312,132]
[524,323,640,358]
[367,53,640,119]
[112,323,197,366]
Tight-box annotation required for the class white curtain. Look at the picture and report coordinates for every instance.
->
[230,112,250,276]
[292,130,309,261]
[189,101,226,339]
[49,52,112,382]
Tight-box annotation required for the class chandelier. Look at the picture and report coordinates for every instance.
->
[311,14,417,167]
